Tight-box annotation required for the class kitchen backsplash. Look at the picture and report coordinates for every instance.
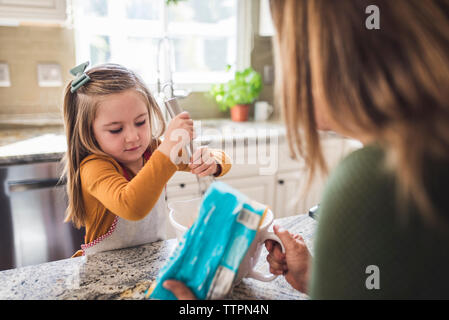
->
[0,26,75,115]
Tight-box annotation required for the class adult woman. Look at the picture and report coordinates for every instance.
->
[165,0,449,299]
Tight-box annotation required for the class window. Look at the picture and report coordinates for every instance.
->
[72,0,251,93]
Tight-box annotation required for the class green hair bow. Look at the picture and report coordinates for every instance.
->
[70,61,90,93]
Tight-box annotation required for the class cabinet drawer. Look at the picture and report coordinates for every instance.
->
[166,181,201,200]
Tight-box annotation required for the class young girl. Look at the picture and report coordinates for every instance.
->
[62,63,231,257]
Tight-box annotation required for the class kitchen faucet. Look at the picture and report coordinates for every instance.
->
[156,38,211,196]
[156,37,191,102]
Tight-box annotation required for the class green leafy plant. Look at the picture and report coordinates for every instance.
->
[209,66,263,112]
[166,0,186,5]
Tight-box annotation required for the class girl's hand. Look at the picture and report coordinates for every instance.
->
[158,112,194,162]
[189,147,219,177]
[265,225,311,293]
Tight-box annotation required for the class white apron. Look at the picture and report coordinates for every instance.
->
[81,189,168,256]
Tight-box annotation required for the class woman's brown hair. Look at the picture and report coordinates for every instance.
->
[61,63,166,228]
[270,0,449,225]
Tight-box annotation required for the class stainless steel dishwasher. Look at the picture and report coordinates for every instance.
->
[0,161,84,271]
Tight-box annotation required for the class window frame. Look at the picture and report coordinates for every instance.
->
[71,0,253,92]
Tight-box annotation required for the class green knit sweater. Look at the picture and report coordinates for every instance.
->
[309,145,449,299]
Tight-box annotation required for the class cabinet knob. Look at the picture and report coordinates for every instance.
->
[179,183,185,188]
[278,179,284,185]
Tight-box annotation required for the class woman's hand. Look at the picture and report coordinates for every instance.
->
[158,111,194,162]
[188,147,219,177]
[265,225,311,293]
[163,280,197,300]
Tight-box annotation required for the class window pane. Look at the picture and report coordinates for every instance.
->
[173,36,231,73]
[83,0,108,17]
[172,37,202,72]
[90,35,111,66]
[168,0,236,79]
[125,37,159,83]
[168,0,235,23]
[126,0,160,20]
[204,38,229,71]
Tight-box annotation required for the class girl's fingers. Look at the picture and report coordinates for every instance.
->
[190,147,210,166]
[197,164,216,177]
[190,148,204,166]
[190,150,213,169]
[191,159,215,175]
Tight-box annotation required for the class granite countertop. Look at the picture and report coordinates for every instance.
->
[0,214,317,300]
[0,120,288,166]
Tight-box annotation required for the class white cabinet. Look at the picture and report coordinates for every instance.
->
[166,171,199,203]
[166,181,200,202]
[273,136,363,217]
[221,174,275,210]
[0,0,67,24]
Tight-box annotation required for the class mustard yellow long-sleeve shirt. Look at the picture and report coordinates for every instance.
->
[72,145,231,257]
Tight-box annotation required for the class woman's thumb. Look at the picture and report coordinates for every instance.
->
[273,225,295,252]
[163,280,196,300]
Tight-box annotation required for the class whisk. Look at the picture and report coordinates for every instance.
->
[164,98,215,196]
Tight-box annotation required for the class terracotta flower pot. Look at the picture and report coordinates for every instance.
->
[230,104,250,122]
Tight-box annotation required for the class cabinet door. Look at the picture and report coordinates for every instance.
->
[275,170,327,218]
[274,171,304,218]
[166,181,200,202]
[221,175,275,210]
[0,0,67,22]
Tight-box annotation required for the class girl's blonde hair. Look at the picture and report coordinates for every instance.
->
[61,63,166,228]
[270,0,449,225]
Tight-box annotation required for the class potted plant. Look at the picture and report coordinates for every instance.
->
[209,66,263,122]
